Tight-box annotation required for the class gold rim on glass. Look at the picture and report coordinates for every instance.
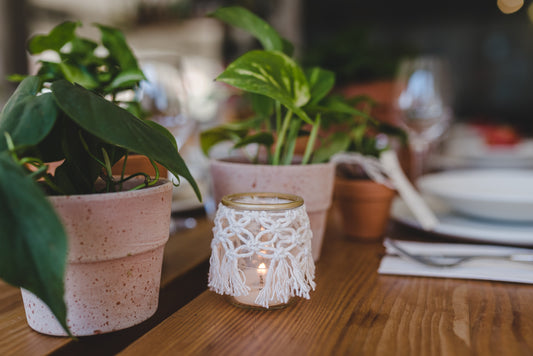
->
[221,192,304,211]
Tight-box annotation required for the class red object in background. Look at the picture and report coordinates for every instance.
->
[470,122,521,146]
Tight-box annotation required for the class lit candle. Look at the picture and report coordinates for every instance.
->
[233,263,271,307]
[209,192,315,310]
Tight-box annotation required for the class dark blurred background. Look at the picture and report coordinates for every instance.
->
[1,0,532,130]
[303,0,533,130]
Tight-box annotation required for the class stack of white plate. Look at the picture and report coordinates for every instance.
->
[391,169,533,245]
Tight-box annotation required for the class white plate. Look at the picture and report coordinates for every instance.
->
[417,170,533,222]
[391,196,533,246]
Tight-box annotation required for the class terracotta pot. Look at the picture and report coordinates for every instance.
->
[21,178,173,336]
[339,80,396,125]
[334,177,396,241]
[209,159,335,261]
[111,154,168,178]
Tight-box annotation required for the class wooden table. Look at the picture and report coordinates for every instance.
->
[3,209,533,355]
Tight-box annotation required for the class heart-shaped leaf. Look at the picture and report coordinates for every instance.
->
[0,76,58,151]
[27,21,80,54]
[96,24,141,72]
[50,80,201,200]
[217,50,312,124]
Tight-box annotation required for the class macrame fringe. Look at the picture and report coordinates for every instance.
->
[208,241,249,297]
[208,203,316,307]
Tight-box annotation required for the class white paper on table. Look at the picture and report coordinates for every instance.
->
[378,239,533,284]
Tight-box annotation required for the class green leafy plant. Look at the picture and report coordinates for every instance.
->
[200,6,406,165]
[0,22,201,335]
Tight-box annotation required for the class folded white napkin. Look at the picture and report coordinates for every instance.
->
[331,151,439,230]
[380,151,439,230]
[378,239,533,284]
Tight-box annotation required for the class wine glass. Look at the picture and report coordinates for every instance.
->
[393,56,453,181]
[135,51,206,230]
[136,51,195,151]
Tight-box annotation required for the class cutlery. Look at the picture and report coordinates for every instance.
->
[384,238,533,268]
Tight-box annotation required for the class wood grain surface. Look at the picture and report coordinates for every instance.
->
[119,213,533,356]
[3,208,533,356]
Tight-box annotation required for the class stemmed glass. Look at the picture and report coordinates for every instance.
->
[135,51,202,231]
[136,51,195,151]
[393,56,453,181]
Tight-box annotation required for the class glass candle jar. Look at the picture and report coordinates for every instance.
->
[208,192,316,309]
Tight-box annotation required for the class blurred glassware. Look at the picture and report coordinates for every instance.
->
[135,51,203,221]
[393,56,453,180]
[136,51,194,150]
[134,51,228,219]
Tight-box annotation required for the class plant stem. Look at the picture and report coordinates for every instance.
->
[147,158,160,186]
[302,114,321,165]
[119,152,129,192]
[79,132,105,167]
[117,172,151,191]
[272,109,292,165]
[275,101,281,136]
[101,148,114,191]
[281,118,301,165]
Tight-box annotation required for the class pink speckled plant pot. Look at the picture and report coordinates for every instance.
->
[209,159,335,261]
[21,178,173,336]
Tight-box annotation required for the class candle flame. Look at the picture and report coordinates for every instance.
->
[258,263,266,270]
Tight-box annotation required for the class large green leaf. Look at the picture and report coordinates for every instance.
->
[50,80,201,200]
[0,76,58,151]
[217,50,312,124]
[210,6,284,52]
[96,24,140,72]
[0,152,69,335]
[144,120,178,151]
[27,21,80,54]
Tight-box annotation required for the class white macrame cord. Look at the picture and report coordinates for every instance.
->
[208,202,316,308]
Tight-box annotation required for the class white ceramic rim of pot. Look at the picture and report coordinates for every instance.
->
[221,192,304,211]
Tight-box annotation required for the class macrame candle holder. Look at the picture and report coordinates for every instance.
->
[208,192,316,309]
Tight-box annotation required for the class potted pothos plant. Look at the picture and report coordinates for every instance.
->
[0,21,201,336]
[200,6,404,259]
[331,98,407,241]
